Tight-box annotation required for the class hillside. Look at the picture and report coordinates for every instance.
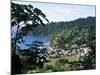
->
[32,16,95,35]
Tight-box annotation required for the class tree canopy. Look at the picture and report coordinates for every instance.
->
[11,2,49,51]
[11,2,49,74]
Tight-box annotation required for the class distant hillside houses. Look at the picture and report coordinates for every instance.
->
[48,44,91,59]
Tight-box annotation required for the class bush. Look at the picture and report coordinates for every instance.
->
[56,58,68,65]
[44,64,54,71]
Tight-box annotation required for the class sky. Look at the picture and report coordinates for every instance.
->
[12,0,96,22]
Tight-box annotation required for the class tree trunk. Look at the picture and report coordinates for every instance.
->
[13,23,20,54]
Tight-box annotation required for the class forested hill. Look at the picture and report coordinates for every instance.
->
[32,16,96,35]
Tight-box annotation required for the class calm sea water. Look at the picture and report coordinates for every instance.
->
[18,35,50,49]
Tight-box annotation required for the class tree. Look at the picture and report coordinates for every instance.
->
[50,19,96,70]
[11,2,49,52]
[11,2,49,74]
[19,41,48,69]
[79,24,96,70]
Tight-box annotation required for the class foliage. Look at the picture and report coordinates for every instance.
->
[11,3,96,73]
[50,18,95,50]
[17,41,48,73]
[31,17,95,35]
[44,64,54,71]
[56,58,68,65]
[50,17,96,70]
[11,53,23,74]
[11,2,49,50]
[11,2,49,74]
[80,43,96,70]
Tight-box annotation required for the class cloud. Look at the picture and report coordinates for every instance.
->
[47,8,74,15]
[41,7,76,22]
[11,1,95,22]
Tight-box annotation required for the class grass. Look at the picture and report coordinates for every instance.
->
[42,54,80,72]
[26,54,80,73]
[46,54,79,66]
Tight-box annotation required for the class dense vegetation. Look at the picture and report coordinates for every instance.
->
[49,19,96,70]
[32,17,95,35]
[11,2,49,74]
[11,2,96,74]
[50,21,95,49]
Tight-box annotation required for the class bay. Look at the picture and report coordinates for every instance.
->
[18,35,50,49]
